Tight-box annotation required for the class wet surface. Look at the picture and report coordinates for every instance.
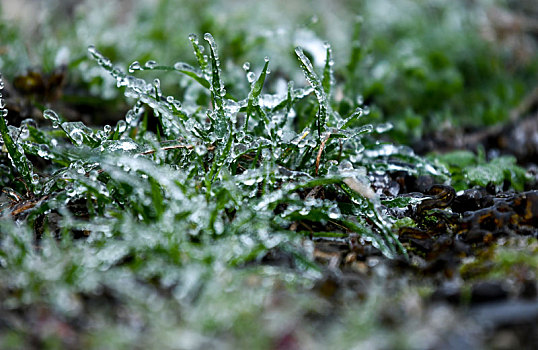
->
[309,178,538,349]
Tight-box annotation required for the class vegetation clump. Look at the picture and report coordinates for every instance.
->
[0,1,537,349]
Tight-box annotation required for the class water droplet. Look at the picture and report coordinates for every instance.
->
[68,129,84,146]
[242,62,250,71]
[339,160,353,171]
[194,144,207,156]
[153,79,162,98]
[43,109,61,128]
[264,56,270,62]
[128,61,142,73]
[375,123,393,133]
[19,125,29,139]
[328,206,341,219]
[246,72,256,83]
[87,45,97,56]
[116,120,127,133]
[203,33,213,42]
[145,60,157,69]
[188,33,198,44]
[37,144,50,158]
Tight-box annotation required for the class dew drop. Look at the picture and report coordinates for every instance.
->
[19,125,29,140]
[188,33,198,44]
[375,122,393,133]
[145,60,157,69]
[246,72,256,83]
[328,206,341,219]
[242,62,250,71]
[116,120,127,133]
[43,109,61,128]
[128,61,142,73]
[195,144,207,156]
[203,33,213,42]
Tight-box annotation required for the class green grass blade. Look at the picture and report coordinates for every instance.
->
[322,42,334,99]
[295,47,328,138]
[204,33,225,114]
[0,75,36,192]
[245,58,270,130]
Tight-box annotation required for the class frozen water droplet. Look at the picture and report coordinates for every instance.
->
[116,120,127,133]
[246,72,256,83]
[174,62,189,70]
[328,206,341,219]
[104,125,112,133]
[188,33,198,44]
[375,122,393,133]
[43,109,60,128]
[153,79,162,98]
[339,160,353,171]
[128,61,142,73]
[87,45,97,56]
[195,144,207,156]
[166,95,174,103]
[19,125,29,139]
[125,110,137,124]
[145,60,157,69]
[264,56,270,62]
[242,62,250,71]
[356,95,364,105]
[242,178,256,186]
[37,144,50,158]
[68,129,84,146]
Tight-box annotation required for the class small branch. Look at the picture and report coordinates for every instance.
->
[315,132,331,176]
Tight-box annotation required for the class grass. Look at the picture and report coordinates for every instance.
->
[0,0,537,348]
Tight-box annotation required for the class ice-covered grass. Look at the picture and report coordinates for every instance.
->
[0,1,536,348]
[0,30,449,348]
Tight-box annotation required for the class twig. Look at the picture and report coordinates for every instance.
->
[315,132,331,176]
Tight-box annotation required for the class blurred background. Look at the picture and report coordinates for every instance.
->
[1,0,537,144]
